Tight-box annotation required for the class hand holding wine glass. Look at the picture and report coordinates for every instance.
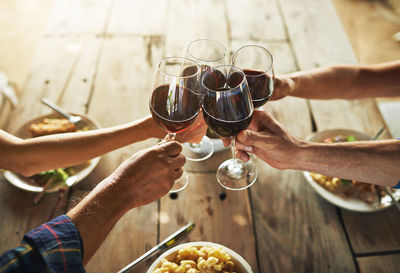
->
[150,57,201,192]
[201,65,257,190]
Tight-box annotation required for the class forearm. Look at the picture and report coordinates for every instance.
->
[67,179,128,264]
[288,61,400,99]
[2,115,164,176]
[295,140,400,187]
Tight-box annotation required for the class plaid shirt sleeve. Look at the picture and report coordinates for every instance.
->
[0,215,85,273]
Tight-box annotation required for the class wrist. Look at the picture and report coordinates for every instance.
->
[144,115,164,139]
[290,140,315,170]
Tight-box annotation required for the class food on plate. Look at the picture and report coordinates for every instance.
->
[153,245,236,273]
[29,118,76,137]
[30,168,74,187]
[310,134,390,204]
[27,118,82,186]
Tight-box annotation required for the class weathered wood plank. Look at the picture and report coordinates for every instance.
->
[6,36,90,133]
[107,0,169,35]
[165,0,229,57]
[230,40,296,74]
[83,36,163,273]
[45,0,112,35]
[279,0,400,255]
[342,207,400,254]
[159,173,259,272]
[278,0,358,68]
[232,27,356,271]
[0,178,69,252]
[251,97,356,273]
[357,254,400,273]
[0,36,101,253]
[226,0,286,41]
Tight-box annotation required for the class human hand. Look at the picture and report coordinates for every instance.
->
[270,75,294,100]
[103,141,185,210]
[222,110,302,170]
[175,111,207,144]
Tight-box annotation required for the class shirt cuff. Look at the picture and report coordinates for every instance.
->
[23,215,85,273]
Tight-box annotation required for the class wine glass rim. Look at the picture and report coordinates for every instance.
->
[156,57,201,79]
[201,65,247,93]
[232,44,274,73]
[187,39,227,63]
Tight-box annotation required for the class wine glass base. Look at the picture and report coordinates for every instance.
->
[217,159,257,191]
[169,172,189,193]
[182,136,214,161]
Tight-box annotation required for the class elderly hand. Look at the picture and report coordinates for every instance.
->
[223,110,302,170]
[103,141,185,210]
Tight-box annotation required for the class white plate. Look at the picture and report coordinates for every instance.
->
[147,241,253,273]
[303,129,400,213]
[3,112,101,193]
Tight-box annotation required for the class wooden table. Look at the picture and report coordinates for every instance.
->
[1,0,400,272]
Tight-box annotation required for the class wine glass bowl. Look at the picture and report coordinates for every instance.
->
[232,45,275,108]
[150,57,201,192]
[182,39,228,160]
[201,65,257,190]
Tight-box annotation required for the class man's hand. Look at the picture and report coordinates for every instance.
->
[270,75,294,101]
[104,141,185,210]
[223,110,302,170]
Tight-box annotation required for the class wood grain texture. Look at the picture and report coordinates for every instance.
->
[165,0,229,57]
[45,0,112,35]
[279,0,400,256]
[278,0,358,69]
[226,0,286,41]
[6,36,88,133]
[251,97,356,273]
[81,36,163,273]
[230,40,297,74]
[0,179,68,252]
[159,173,259,272]
[0,36,97,253]
[107,0,169,35]
[357,254,400,273]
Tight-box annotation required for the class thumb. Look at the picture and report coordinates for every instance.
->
[237,130,267,148]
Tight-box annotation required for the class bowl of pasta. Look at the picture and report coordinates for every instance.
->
[147,241,253,273]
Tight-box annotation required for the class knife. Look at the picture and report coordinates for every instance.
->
[117,222,195,273]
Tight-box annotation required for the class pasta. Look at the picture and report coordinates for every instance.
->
[153,246,236,273]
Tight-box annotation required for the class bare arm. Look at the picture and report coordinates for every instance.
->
[295,140,400,186]
[67,141,185,264]
[0,114,204,176]
[231,111,400,187]
[272,61,400,100]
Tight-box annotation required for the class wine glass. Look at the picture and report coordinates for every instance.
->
[182,39,227,161]
[232,45,274,108]
[150,57,201,192]
[201,65,257,190]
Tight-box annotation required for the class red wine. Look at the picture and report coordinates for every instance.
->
[150,84,200,133]
[202,89,252,137]
[244,69,273,108]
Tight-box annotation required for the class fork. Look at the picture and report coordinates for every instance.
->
[41,97,86,129]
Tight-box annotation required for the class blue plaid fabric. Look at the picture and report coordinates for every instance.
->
[0,215,85,273]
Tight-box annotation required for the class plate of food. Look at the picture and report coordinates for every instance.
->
[147,241,253,273]
[3,112,101,193]
[303,129,400,213]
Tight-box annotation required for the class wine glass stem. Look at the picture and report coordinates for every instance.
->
[231,136,238,167]
[168,132,177,141]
